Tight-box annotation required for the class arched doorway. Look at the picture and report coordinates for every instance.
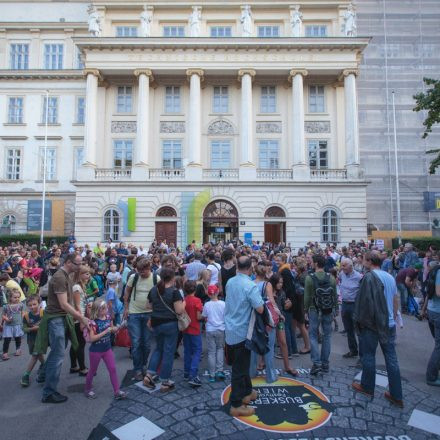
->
[264,206,286,244]
[155,206,177,246]
[203,200,238,244]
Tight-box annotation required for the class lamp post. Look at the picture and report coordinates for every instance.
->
[392,91,402,245]
[40,90,49,247]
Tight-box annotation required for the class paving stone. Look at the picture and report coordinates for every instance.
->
[350,418,367,430]
[188,414,214,428]
[330,415,350,428]
[367,421,388,433]
[159,403,179,415]
[192,426,218,439]
[172,408,193,421]
[142,408,162,421]
[103,420,121,432]
[216,421,238,435]
[155,415,177,428]
[120,413,139,424]
[170,420,194,435]
[334,406,354,417]
[355,408,373,421]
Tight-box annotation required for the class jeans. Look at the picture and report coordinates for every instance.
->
[426,310,440,382]
[147,321,178,381]
[309,309,333,367]
[42,317,66,399]
[69,322,86,371]
[183,333,202,379]
[359,326,402,400]
[283,311,298,355]
[397,283,408,312]
[206,330,225,375]
[127,312,153,373]
[250,327,277,383]
[341,302,358,354]
[228,341,252,408]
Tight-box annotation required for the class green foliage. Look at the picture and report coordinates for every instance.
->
[391,236,440,251]
[413,77,440,174]
[0,234,68,249]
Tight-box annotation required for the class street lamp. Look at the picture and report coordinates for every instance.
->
[392,91,402,245]
[40,90,49,247]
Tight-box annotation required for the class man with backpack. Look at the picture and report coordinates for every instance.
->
[304,254,338,375]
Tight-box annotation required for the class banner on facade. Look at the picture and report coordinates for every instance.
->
[423,192,440,211]
[27,200,52,231]
[127,198,136,231]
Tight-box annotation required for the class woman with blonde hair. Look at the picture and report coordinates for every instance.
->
[195,269,211,304]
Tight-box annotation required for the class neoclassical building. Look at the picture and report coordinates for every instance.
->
[0,0,369,248]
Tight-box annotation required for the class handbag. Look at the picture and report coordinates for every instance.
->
[114,326,131,347]
[262,282,280,327]
[156,287,191,331]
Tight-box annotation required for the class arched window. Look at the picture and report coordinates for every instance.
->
[203,200,238,219]
[103,209,120,241]
[321,209,339,243]
[1,214,16,234]
[156,206,177,217]
[265,206,286,218]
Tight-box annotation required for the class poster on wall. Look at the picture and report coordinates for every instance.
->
[27,200,52,231]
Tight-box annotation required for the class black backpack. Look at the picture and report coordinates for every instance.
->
[129,270,158,302]
[426,264,440,300]
[311,273,335,314]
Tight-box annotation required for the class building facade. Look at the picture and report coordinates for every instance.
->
[0,0,370,248]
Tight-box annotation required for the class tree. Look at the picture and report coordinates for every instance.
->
[413,77,440,174]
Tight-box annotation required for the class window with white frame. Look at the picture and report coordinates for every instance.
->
[309,85,325,113]
[113,140,133,168]
[260,86,277,113]
[116,26,138,37]
[39,147,57,180]
[42,96,58,124]
[116,86,133,113]
[8,97,24,124]
[305,25,327,37]
[308,140,328,169]
[165,86,181,113]
[104,209,120,241]
[6,148,21,180]
[162,140,182,168]
[213,86,229,113]
[76,49,84,69]
[259,140,279,169]
[163,26,185,37]
[258,26,280,38]
[44,44,64,69]
[211,140,231,168]
[1,215,16,234]
[73,147,84,179]
[76,97,85,124]
[10,43,29,69]
[321,209,339,243]
[210,26,232,37]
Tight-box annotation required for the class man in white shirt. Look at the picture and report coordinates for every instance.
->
[206,252,221,286]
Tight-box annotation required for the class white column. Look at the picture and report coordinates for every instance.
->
[343,69,360,178]
[186,69,204,180]
[238,69,256,180]
[289,69,310,180]
[133,69,153,179]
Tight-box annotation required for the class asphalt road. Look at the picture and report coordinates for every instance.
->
[0,314,438,440]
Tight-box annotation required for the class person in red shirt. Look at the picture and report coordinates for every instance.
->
[183,280,203,387]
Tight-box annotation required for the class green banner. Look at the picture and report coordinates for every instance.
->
[127,198,136,232]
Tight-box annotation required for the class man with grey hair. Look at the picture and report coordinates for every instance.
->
[403,243,419,269]
[339,257,362,358]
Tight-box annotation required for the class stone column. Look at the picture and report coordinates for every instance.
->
[238,69,256,180]
[133,69,153,180]
[343,69,360,178]
[289,69,310,180]
[79,69,101,180]
[186,69,204,180]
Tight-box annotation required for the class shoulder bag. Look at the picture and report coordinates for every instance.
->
[156,288,191,331]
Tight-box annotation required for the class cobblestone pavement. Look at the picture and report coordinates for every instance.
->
[98,365,440,440]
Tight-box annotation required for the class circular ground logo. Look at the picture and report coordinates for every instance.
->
[221,377,334,433]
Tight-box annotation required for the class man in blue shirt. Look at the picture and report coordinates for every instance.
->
[225,256,264,417]
[185,252,206,281]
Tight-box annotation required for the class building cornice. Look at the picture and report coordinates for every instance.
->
[0,70,85,80]
[0,22,87,30]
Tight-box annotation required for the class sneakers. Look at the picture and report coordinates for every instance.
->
[230,405,255,417]
[242,389,258,405]
[188,376,202,387]
[183,372,190,381]
[384,391,404,408]
[42,392,68,404]
[427,378,440,387]
[85,390,97,399]
[21,373,30,387]
[343,351,358,358]
[310,364,321,376]
[215,371,226,380]
[209,375,216,383]
[115,390,127,400]
[36,375,45,384]
[352,382,374,397]
[275,353,283,359]
[321,364,329,373]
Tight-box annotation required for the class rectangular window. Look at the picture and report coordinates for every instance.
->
[8,97,24,124]
[76,50,84,69]
[113,140,133,168]
[44,44,64,69]
[308,140,328,169]
[42,96,58,124]
[305,25,327,37]
[259,140,279,169]
[163,26,185,37]
[165,86,181,113]
[116,26,138,37]
[39,147,56,180]
[260,86,277,113]
[6,148,21,180]
[117,86,133,113]
[258,26,280,38]
[76,97,85,124]
[309,85,325,113]
[162,140,182,168]
[211,140,231,168]
[10,43,29,69]
[73,147,84,179]
[213,86,229,113]
[210,26,232,38]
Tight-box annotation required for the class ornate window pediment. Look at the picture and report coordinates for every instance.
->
[208,119,234,135]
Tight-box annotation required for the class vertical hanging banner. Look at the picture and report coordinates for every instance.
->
[117,200,131,237]
[127,198,136,232]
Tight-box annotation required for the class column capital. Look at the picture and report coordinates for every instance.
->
[83,68,102,80]
[340,69,359,80]
[186,69,204,81]
[288,69,308,82]
[134,69,154,80]
[238,69,256,80]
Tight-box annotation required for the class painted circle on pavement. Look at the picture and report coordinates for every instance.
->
[221,377,333,433]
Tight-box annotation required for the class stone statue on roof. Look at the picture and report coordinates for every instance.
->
[189,6,202,37]
[87,4,101,37]
[343,3,357,37]
[240,5,253,37]
[140,5,153,37]
[290,5,303,37]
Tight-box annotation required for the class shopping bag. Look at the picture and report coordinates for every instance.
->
[114,327,131,347]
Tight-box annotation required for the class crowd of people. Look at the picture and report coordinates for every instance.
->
[0,236,439,416]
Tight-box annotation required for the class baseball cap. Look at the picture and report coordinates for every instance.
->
[207,285,219,296]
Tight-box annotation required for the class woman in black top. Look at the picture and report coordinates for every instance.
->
[218,248,236,299]
[143,267,184,393]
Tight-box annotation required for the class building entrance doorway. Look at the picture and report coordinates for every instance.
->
[203,200,238,244]
[264,206,287,244]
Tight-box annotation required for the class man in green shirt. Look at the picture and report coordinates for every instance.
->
[304,254,338,375]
